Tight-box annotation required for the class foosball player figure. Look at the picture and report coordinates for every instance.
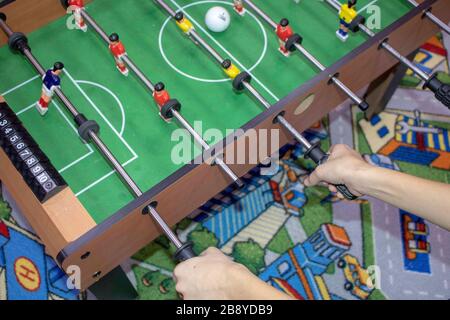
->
[153,82,172,123]
[108,33,129,77]
[276,18,294,57]
[36,62,64,116]
[175,12,195,35]
[233,0,246,16]
[68,0,87,32]
[337,0,358,42]
[221,59,240,80]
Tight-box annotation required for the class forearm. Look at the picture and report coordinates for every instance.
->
[356,166,450,230]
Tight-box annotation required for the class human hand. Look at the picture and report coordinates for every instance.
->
[303,144,373,198]
[173,247,249,300]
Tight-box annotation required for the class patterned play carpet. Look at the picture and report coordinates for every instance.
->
[1,34,449,300]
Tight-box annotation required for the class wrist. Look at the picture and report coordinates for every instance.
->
[225,263,255,299]
[350,164,383,195]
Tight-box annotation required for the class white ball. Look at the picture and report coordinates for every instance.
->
[205,6,231,33]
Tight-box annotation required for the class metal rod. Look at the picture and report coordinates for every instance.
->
[380,41,430,80]
[407,0,450,35]
[172,111,209,150]
[0,17,184,250]
[242,82,312,149]
[22,51,81,117]
[0,17,13,36]
[155,0,315,151]
[325,0,431,82]
[275,115,312,149]
[172,111,242,185]
[189,30,225,63]
[80,6,240,185]
[155,0,226,64]
[171,109,241,185]
[243,0,364,106]
[89,132,183,248]
[80,9,156,91]
[154,0,357,199]
[155,0,177,17]
[243,81,271,109]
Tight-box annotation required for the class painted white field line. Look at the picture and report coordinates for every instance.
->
[1,75,40,97]
[63,69,140,197]
[52,100,95,173]
[158,0,268,83]
[170,0,280,102]
[75,156,137,197]
[76,80,127,137]
[358,0,379,13]
[63,68,138,159]
[334,0,379,14]
[2,72,139,198]
[59,151,95,174]
[5,77,95,174]
[15,100,94,173]
[16,102,37,116]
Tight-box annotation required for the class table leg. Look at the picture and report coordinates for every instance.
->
[88,266,138,300]
[364,49,420,119]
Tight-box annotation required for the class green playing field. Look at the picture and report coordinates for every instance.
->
[0,0,411,223]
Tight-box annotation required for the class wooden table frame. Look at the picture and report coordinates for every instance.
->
[0,0,449,290]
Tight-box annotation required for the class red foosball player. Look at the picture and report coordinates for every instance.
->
[68,0,87,32]
[36,62,64,116]
[233,0,246,16]
[276,18,294,57]
[108,33,129,77]
[153,82,171,123]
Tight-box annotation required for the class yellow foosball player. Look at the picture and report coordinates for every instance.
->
[337,0,358,42]
[221,59,240,80]
[175,12,194,35]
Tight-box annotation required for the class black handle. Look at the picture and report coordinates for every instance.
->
[304,142,358,201]
[424,74,450,109]
[174,242,196,262]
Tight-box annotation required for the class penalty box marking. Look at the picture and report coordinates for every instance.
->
[15,99,95,174]
[2,78,95,175]
[1,71,139,198]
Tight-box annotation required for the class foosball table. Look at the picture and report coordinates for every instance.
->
[0,0,448,290]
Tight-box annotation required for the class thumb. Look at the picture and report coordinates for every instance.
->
[304,168,322,187]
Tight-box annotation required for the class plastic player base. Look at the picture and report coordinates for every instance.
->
[234,8,246,16]
[77,23,88,33]
[35,102,49,116]
[117,66,129,77]
[336,30,348,42]
[278,48,290,57]
[159,113,172,123]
